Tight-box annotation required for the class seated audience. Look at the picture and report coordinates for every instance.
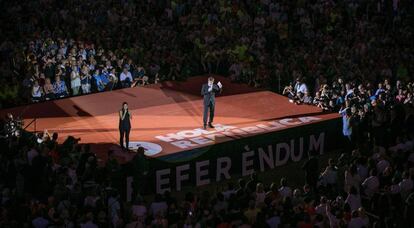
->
[53,76,68,98]
[120,68,133,88]
[31,80,43,102]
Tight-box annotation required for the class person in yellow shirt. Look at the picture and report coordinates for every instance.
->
[243,200,260,225]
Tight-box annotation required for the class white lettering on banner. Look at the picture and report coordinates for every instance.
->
[216,157,231,181]
[241,126,266,134]
[149,132,327,194]
[214,124,237,132]
[276,142,290,166]
[299,116,321,123]
[196,160,210,186]
[190,137,214,145]
[268,121,287,129]
[176,130,202,138]
[221,130,239,137]
[171,140,198,149]
[291,137,304,162]
[204,133,226,141]
[196,128,213,135]
[154,116,322,149]
[155,133,185,142]
[156,169,171,194]
[279,118,301,126]
[258,145,274,171]
[231,129,249,135]
[257,123,283,131]
[309,132,325,154]
[176,164,190,191]
[242,146,255,176]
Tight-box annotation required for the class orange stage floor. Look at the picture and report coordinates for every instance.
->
[1,76,339,163]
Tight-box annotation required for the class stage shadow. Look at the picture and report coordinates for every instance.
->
[74,105,92,117]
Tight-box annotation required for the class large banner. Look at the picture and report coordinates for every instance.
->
[124,117,342,196]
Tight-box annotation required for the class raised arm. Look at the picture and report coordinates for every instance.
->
[213,84,222,93]
[339,107,348,116]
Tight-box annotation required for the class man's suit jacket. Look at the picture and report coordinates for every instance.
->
[201,83,221,106]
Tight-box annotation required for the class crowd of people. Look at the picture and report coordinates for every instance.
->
[0,112,414,227]
[13,37,154,104]
[25,40,154,103]
[1,0,412,108]
[284,73,414,152]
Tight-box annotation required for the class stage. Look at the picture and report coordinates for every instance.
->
[1,76,340,163]
[2,76,344,193]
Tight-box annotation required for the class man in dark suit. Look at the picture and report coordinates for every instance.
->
[201,76,223,129]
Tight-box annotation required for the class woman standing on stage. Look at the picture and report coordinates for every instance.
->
[119,102,132,150]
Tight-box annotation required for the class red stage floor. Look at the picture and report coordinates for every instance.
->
[1,76,338,163]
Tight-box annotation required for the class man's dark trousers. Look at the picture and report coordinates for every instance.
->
[203,100,215,126]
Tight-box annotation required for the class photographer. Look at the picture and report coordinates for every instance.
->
[282,83,295,99]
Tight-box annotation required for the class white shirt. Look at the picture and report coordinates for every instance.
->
[120,71,133,82]
[321,167,338,185]
[345,193,361,211]
[109,73,117,81]
[345,171,361,192]
[345,89,354,99]
[208,82,213,92]
[376,159,390,174]
[295,82,308,94]
[278,186,292,198]
[32,85,42,97]
[362,176,379,197]
[71,71,81,87]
